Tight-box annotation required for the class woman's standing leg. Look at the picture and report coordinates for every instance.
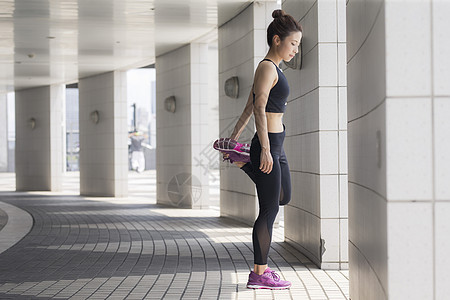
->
[246,145,291,289]
[252,158,281,268]
[249,133,282,272]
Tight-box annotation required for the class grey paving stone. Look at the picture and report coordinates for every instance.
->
[0,172,349,300]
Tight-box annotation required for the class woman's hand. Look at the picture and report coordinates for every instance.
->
[259,148,273,174]
[222,136,235,161]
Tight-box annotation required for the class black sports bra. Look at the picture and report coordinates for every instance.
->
[253,59,289,113]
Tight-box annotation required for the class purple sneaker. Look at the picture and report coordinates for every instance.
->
[213,138,250,163]
[246,268,291,290]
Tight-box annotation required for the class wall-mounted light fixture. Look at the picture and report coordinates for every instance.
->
[224,76,239,99]
[90,110,100,124]
[283,42,303,70]
[28,118,36,130]
[164,96,176,113]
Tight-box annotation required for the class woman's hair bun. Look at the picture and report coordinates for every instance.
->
[272,9,286,19]
[267,9,302,47]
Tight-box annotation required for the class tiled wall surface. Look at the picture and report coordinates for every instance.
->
[49,85,65,192]
[0,94,7,172]
[190,43,210,209]
[282,0,348,270]
[348,0,450,299]
[435,0,450,288]
[207,42,220,160]
[347,0,388,297]
[347,0,387,296]
[15,85,64,191]
[156,43,210,209]
[79,71,128,197]
[218,2,277,226]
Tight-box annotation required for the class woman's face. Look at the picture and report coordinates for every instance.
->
[276,31,302,62]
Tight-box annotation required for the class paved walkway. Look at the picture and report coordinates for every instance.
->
[0,171,349,300]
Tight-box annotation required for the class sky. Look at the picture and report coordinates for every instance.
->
[127,68,156,133]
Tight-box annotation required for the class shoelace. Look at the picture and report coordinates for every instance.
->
[267,270,280,282]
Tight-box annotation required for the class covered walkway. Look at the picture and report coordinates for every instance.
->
[0,171,349,300]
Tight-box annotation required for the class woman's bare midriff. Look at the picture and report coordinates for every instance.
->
[266,112,284,133]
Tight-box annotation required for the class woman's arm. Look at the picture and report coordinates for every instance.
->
[253,62,277,174]
[229,88,254,140]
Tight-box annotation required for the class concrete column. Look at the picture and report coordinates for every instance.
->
[79,71,128,197]
[0,94,7,172]
[281,0,348,270]
[15,85,64,191]
[218,1,278,225]
[156,43,210,209]
[347,0,450,299]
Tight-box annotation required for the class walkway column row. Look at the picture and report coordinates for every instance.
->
[13,71,128,197]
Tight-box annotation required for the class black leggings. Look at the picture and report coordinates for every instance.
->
[240,128,291,265]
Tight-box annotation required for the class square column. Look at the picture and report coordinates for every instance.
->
[282,0,348,270]
[79,71,128,197]
[156,43,210,209]
[218,1,278,225]
[15,85,64,191]
[347,0,450,299]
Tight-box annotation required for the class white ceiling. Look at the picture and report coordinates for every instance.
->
[0,0,258,93]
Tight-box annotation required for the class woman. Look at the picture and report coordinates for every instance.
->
[222,9,302,290]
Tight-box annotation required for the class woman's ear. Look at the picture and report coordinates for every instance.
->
[273,35,281,46]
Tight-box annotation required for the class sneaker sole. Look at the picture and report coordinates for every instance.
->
[246,284,291,290]
[213,139,250,152]
[213,140,250,161]
[216,148,250,157]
